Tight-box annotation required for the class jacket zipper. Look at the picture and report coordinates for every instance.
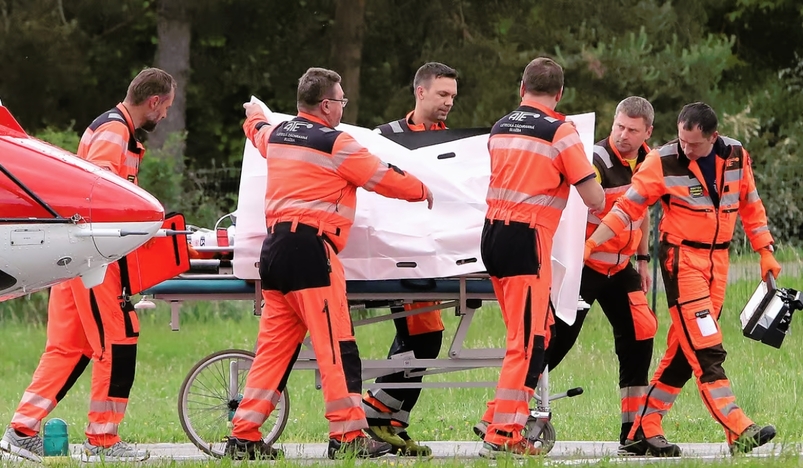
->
[669,201,712,213]
[323,299,336,365]
[707,163,727,285]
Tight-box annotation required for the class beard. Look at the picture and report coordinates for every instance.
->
[140,119,158,133]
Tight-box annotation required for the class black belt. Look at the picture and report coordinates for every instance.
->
[268,222,340,254]
[681,239,730,250]
[661,233,730,250]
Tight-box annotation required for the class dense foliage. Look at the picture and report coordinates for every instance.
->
[1,0,801,242]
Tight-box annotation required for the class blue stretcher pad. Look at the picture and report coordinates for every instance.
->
[141,277,496,297]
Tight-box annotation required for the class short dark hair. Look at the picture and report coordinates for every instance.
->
[126,68,175,105]
[297,67,342,110]
[677,102,718,136]
[413,62,458,91]
[522,57,563,96]
[615,96,654,128]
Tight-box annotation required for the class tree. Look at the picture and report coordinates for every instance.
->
[329,0,366,123]
[149,0,191,163]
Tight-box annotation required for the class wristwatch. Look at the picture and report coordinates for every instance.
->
[636,254,651,263]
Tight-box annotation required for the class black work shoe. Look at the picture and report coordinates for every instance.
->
[472,420,489,440]
[627,427,681,457]
[618,439,648,456]
[730,424,776,455]
[224,436,283,460]
[327,436,392,459]
[479,438,542,458]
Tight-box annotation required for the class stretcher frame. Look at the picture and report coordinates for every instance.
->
[138,254,583,457]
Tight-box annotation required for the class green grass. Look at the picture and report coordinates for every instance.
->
[1,271,803,467]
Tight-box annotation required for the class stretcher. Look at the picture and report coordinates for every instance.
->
[137,251,586,458]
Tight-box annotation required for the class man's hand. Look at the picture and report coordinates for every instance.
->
[637,259,652,293]
[759,247,781,280]
[583,238,598,262]
[425,187,434,210]
[243,102,262,118]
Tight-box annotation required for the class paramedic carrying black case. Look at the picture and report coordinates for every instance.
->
[739,273,803,349]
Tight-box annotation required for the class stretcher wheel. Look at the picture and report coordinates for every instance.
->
[524,417,556,454]
[178,349,290,458]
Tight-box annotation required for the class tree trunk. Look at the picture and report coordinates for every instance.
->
[150,0,191,163]
[329,0,366,124]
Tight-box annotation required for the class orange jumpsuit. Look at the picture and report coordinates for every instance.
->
[481,101,596,446]
[11,103,145,447]
[600,136,774,445]
[363,111,446,429]
[230,110,428,443]
[547,137,657,444]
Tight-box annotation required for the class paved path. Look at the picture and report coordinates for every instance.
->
[3,440,794,464]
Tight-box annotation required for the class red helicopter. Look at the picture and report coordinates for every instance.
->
[0,102,166,302]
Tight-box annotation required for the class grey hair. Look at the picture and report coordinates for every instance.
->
[615,96,654,128]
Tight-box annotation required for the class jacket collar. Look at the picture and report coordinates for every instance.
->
[519,100,565,120]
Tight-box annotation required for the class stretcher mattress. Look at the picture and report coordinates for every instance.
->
[142,277,496,297]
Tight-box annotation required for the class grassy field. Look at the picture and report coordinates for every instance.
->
[1,267,802,467]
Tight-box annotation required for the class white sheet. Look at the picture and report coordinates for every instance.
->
[233,96,595,324]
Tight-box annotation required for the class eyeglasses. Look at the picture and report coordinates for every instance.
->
[320,97,348,108]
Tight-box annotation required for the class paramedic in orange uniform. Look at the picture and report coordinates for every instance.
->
[585,102,781,457]
[547,96,657,449]
[363,61,458,457]
[225,67,434,461]
[477,57,605,458]
[1,68,175,464]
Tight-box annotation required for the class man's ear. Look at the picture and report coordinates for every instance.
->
[711,130,719,142]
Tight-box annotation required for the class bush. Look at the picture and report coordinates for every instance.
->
[139,132,237,229]
[33,125,80,153]
[717,64,803,250]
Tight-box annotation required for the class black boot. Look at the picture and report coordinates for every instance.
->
[624,427,681,457]
[327,436,392,459]
[224,437,283,460]
[729,424,776,455]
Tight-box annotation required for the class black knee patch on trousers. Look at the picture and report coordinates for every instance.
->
[339,341,363,394]
[108,343,137,398]
[277,344,302,393]
[524,336,547,389]
[659,347,694,388]
[697,344,728,383]
[55,354,91,402]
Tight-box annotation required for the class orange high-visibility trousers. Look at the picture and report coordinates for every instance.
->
[11,262,140,447]
[628,242,753,444]
[231,224,367,442]
[480,219,555,445]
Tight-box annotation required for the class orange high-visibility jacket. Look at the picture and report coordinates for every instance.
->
[585,137,650,276]
[485,101,596,234]
[244,110,428,253]
[602,136,773,251]
[78,103,144,184]
[375,111,447,134]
